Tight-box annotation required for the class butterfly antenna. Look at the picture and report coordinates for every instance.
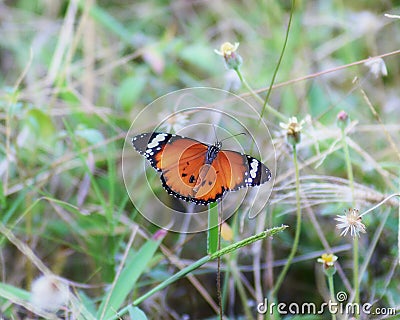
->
[220,132,246,143]
[212,124,219,143]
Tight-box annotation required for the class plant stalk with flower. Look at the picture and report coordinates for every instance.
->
[214,42,242,71]
[317,253,338,320]
[336,110,360,311]
[279,116,305,146]
[271,116,304,298]
[214,42,286,121]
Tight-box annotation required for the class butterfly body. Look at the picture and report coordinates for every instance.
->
[132,132,271,205]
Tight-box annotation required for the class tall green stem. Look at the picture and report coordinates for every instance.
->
[327,275,337,320]
[261,0,295,119]
[341,129,355,201]
[341,128,359,311]
[353,236,359,307]
[271,145,302,298]
[235,68,286,122]
[208,202,219,254]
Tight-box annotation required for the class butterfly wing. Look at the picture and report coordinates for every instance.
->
[132,132,173,172]
[133,132,213,204]
[162,147,272,205]
[215,150,272,190]
[158,136,222,205]
[132,132,272,205]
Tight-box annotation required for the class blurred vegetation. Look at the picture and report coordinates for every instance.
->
[0,0,400,319]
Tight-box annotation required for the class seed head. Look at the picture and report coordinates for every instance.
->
[335,208,366,238]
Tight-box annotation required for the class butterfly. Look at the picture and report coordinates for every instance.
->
[132,132,272,205]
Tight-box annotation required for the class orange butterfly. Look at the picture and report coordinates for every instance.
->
[132,132,271,205]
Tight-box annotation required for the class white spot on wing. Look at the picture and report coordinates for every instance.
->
[249,159,259,178]
[147,133,167,148]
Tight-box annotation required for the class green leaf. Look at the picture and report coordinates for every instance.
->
[0,282,30,301]
[117,74,147,111]
[0,283,57,320]
[128,306,148,320]
[0,189,26,228]
[79,1,132,44]
[0,181,5,209]
[109,227,287,319]
[58,88,80,105]
[20,108,56,149]
[129,226,288,313]
[75,126,105,146]
[27,108,55,136]
[97,235,164,319]
[308,83,329,118]
[77,290,98,317]
[179,43,219,74]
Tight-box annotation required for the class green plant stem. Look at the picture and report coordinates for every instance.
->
[235,67,286,122]
[353,236,359,307]
[231,261,254,320]
[261,0,295,119]
[341,128,359,311]
[26,196,33,288]
[341,129,355,203]
[235,67,263,105]
[110,226,288,320]
[271,145,302,298]
[327,274,337,320]
[207,203,223,318]
[208,202,219,254]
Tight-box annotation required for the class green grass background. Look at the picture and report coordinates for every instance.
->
[0,0,399,319]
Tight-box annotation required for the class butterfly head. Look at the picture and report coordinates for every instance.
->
[214,140,222,149]
[206,141,222,164]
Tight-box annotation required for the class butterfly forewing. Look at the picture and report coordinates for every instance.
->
[132,132,173,171]
[159,136,207,172]
[160,138,209,202]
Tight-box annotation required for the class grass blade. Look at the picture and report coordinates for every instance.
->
[97,233,164,319]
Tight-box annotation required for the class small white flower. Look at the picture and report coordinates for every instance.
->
[31,275,69,312]
[214,42,240,57]
[214,42,242,70]
[159,112,189,133]
[279,116,304,133]
[279,116,306,145]
[364,57,388,78]
[317,253,338,267]
[335,208,366,238]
